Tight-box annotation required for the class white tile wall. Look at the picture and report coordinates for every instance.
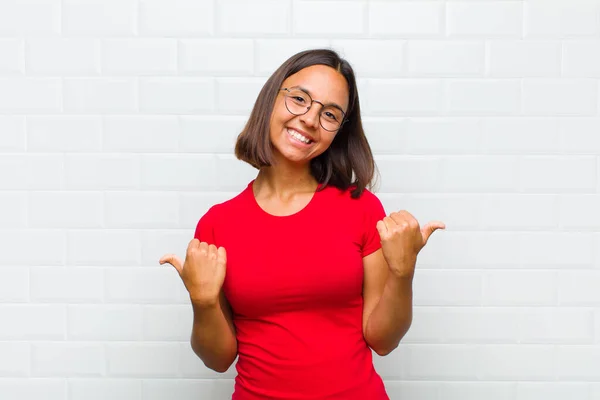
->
[0,1,599,399]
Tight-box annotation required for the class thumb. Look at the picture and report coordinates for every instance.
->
[421,221,446,245]
[159,254,183,275]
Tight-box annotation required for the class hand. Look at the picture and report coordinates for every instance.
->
[376,211,445,279]
[159,239,227,306]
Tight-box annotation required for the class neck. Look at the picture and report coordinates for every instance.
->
[254,159,317,197]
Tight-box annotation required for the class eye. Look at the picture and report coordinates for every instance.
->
[292,96,307,104]
[323,111,338,121]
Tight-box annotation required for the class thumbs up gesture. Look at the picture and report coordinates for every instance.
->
[376,211,445,280]
[159,239,227,306]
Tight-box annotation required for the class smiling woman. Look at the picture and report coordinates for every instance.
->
[159,49,444,400]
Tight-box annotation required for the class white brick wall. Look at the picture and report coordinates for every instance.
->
[0,0,599,399]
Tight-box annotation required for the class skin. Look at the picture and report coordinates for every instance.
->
[160,64,446,371]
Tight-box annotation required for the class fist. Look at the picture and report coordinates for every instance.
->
[159,239,227,306]
[376,211,445,279]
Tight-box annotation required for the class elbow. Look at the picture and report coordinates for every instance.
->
[372,342,399,357]
[208,362,232,374]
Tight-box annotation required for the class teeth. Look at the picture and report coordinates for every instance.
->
[287,129,311,144]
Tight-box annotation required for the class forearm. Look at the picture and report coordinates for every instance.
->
[190,300,238,373]
[365,273,413,356]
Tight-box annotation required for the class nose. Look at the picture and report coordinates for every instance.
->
[299,101,322,129]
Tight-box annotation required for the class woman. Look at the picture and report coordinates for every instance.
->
[160,49,445,400]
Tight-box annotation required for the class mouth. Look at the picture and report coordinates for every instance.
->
[286,128,314,145]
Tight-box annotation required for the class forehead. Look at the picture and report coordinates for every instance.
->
[282,65,349,110]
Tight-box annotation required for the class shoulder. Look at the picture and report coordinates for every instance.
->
[195,181,253,230]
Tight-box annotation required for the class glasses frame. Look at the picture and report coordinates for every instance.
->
[279,88,346,132]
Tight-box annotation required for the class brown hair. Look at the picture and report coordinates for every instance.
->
[234,48,378,198]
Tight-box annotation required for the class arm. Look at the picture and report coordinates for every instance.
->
[362,249,413,356]
[190,291,238,373]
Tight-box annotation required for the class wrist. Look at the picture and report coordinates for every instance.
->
[189,294,220,309]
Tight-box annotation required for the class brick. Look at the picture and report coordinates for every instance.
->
[30,267,104,303]
[447,1,523,37]
[0,155,63,191]
[0,116,25,152]
[332,40,404,77]
[105,192,179,229]
[521,232,594,267]
[179,192,239,229]
[218,0,290,35]
[483,270,557,306]
[564,41,600,78]
[445,80,521,115]
[407,41,484,76]
[596,309,600,344]
[372,345,410,379]
[142,379,235,400]
[32,343,105,376]
[557,346,600,379]
[143,305,191,341]
[413,270,482,306]
[26,39,99,75]
[29,192,103,228]
[179,116,246,154]
[440,382,517,400]
[0,342,29,376]
[0,267,28,302]
[560,195,600,229]
[0,305,65,340]
[405,118,482,154]
[0,0,60,36]
[62,0,136,36]
[407,344,479,379]
[404,307,519,344]
[64,155,140,190]
[180,39,254,76]
[482,118,561,154]
[255,39,331,75]
[139,78,215,114]
[104,116,179,153]
[375,156,440,192]
[0,230,65,267]
[363,117,407,155]
[0,379,66,400]
[525,0,600,37]
[107,343,179,377]
[478,345,555,380]
[384,381,439,400]
[0,193,27,229]
[0,78,61,113]
[367,79,442,115]
[517,383,591,400]
[27,116,102,152]
[105,267,181,304]
[216,78,268,114]
[488,40,561,77]
[63,78,136,113]
[440,156,518,192]
[482,194,557,230]
[141,229,192,266]
[294,1,365,35]
[216,155,262,191]
[67,230,141,267]
[139,0,213,36]
[560,118,600,155]
[519,156,597,192]
[69,379,142,400]
[141,154,218,190]
[68,305,143,341]
[519,308,594,344]
[559,271,600,306]
[102,39,177,75]
[0,39,24,74]
[522,79,598,116]
[369,2,443,37]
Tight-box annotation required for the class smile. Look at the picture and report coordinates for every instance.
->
[286,128,313,144]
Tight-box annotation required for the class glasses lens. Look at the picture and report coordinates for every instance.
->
[320,106,343,131]
[285,89,310,115]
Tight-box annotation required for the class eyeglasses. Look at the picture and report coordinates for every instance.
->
[279,88,346,132]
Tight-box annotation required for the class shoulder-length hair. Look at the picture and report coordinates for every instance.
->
[234,48,378,198]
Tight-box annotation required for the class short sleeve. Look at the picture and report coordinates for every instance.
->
[193,206,217,245]
[360,190,387,258]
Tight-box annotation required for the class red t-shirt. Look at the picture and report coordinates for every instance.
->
[194,180,389,400]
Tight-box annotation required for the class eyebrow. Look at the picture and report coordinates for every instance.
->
[291,85,346,113]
